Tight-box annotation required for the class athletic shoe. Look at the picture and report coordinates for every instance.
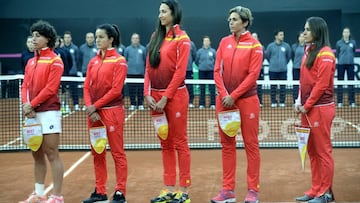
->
[138,105,145,111]
[19,192,47,203]
[111,190,126,203]
[295,194,313,201]
[271,103,277,108]
[210,105,216,110]
[46,195,64,203]
[308,194,333,203]
[244,189,259,203]
[210,190,236,203]
[150,189,174,203]
[279,103,285,107]
[189,103,194,108]
[199,105,205,109]
[350,103,356,108]
[129,105,136,111]
[82,189,108,203]
[337,103,343,108]
[170,191,190,203]
[74,104,80,111]
[82,105,87,111]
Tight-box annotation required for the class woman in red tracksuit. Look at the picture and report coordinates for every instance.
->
[144,0,191,203]
[211,6,263,203]
[294,17,336,203]
[20,20,65,203]
[82,24,128,203]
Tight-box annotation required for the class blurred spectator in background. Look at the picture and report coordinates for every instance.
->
[21,36,35,72]
[186,41,197,108]
[291,31,305,103]
[79,32,97,77]
[266,29,291,107]
[195,35,216,109]
[63,31,81,111]
[336,27,357,108]
[124,33,147,111]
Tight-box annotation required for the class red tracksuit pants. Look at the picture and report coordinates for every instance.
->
[216,95,260,192]
[151,87,191,187]
[303,104,335,197]
[88,106,127,195]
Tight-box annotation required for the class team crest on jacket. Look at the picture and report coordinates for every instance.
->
[227,44,232,49]
[176,112,181,118]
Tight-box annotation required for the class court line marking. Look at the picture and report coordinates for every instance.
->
[44,109,137,195]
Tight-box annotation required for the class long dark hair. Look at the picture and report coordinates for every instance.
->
[148,0,182,67]
[305,17,331,68]
[97,24,121,48]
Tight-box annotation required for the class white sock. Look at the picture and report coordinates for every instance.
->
[35,183,45,196]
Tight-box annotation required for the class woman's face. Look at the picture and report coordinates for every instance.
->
[303,22,314,43]
[158,3,173,28]
[32,31,48,50]
[228,12,247,34]
[95,29,113,50]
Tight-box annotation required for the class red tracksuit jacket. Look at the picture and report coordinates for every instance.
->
[84,48,127,108]
[144,24,191,98]
[214,31,263,100]
[300,46,336,111]
[21,47,64,112]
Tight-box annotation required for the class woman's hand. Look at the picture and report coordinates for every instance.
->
[298,105,307,114]
[89,112,101,122]
[145,95,157,110]
[155,96,167,113]
[23,103,33,115]
[221,95,235,108]
[85,105,96,116]
[25,110,36,118]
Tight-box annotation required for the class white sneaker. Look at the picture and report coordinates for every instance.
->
[82,105,86,111]
[129,105,136,111]
[74,104,80,111]
[138,105,145,110]
[350,103,356,108]
[271,103,277,108]
[337,103,343,108]
[65,104,71,113]
[189,103,195,108]
[279,103,285,107]
[199,105,205,109]
[210,105,216,109]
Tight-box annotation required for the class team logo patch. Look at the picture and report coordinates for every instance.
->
[176,112,181,118]
[109,126,115,132]
[49,125,54,130]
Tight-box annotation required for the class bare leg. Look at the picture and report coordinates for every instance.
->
[43,133,64,196]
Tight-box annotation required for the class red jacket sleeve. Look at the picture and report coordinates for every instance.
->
[83,59,93,107]
[30,58,63,108]
[230,43,263,100]
[94,59,127,109]
[144,56,151,96]
[21,64,31,104]
[163,38,190,99]
[214,39,228,99]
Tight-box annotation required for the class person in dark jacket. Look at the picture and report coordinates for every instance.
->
[335,27,357,107]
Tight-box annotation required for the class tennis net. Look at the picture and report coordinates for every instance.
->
[0,75,359,151]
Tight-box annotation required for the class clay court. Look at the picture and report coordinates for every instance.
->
[1,148,360,202]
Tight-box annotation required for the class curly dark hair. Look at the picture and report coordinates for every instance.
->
[30,20,57,49]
